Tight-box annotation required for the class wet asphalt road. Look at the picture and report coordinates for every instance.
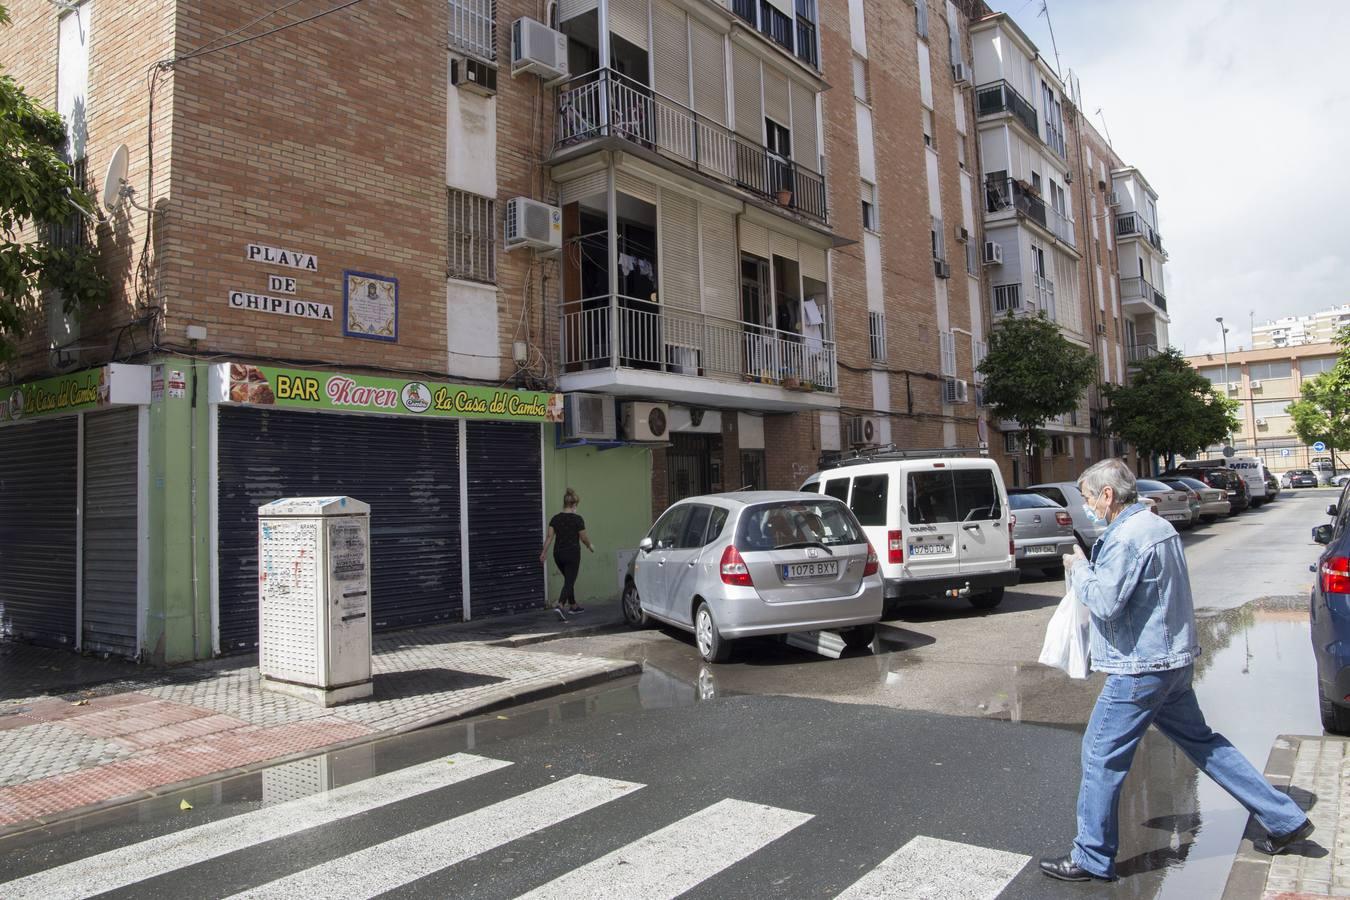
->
[0,488,1337,899]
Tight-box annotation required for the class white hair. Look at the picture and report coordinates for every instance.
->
[1077,458,1138,507]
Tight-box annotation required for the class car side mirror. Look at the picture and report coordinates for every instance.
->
[1329,504,1340,518]
[1313,524,1334,545]
[639,536,654,552]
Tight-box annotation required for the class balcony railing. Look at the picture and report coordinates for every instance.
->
[975,80,1038,136]
[1114,211,1164,254]
[1126,343,1161,364]
[984,175,1047,230]
[559,295,837,392]
[1047,205,1076,247]
[555,68,828,224]
[1151,286,1168,312]
[1119,275,1167,312]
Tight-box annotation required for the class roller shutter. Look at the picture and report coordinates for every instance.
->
[690,21,727,123]
[559,170,609,207]
[700,204,738,321]
[558,0,598,23]
[217,407,461,653]
[763,67,790,127]
[660,188,700,310]
[82,409,139,657]
[616,171,658,205]
[0,418,77,648]
[790,81,819,170]
[466,422,543,617]
[739,218,769,258]
[609,0,649,50]
[732,46,761,139]
[651,1,690,103]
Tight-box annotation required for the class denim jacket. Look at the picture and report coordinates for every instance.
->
[1070,503,1200,674]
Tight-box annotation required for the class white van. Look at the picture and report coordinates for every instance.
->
[1186,456,1269,507]
[800,449,1018,610]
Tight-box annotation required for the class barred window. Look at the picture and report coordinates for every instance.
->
[939,330,956,377]
[44,158,89,252]
[868,311,887,363]
[449,0,496,61]
[448,188,496,283]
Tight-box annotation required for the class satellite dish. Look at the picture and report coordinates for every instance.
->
[102,144,129,213]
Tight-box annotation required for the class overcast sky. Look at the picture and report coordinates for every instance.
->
[987,0,1350,356]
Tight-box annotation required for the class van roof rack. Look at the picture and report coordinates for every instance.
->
[817,446,989,471]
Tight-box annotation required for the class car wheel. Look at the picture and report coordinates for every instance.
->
[968,587,1004,610]
[1319,681,1350,735]
[694,601,733,663]
[842,624,877,650]
[1043,565,1065,579]
[621,578,648,628]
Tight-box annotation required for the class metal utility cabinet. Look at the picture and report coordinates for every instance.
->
[258,496,373,706]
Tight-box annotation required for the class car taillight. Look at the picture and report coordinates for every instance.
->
[887,530,904,565]
[720,545,753,587]
[1009,514,1016,555]
[1323,557,1350,595]
[1055,511,1072,527]
[863,543,879,577]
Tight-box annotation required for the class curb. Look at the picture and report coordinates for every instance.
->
[1221,734,1304,900]
[0,658,641,842]
[484,620,629,648]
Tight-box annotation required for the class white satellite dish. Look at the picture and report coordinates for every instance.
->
[102,144,129,213]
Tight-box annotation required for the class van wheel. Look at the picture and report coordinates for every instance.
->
[621,579,648,628]
[842,624,877,650]
[968,587,1004,610]
[695,601,733,663]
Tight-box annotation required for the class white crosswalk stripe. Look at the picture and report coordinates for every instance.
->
[514,797,814,900]
[834,835,1030,900]
[0,753,511,900]
[230,774,643,899]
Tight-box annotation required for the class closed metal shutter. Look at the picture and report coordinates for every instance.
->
[700,205,738,321]
[651,1,690,104]
[82,409,139,657]
[0,418,77,647]
[690,21,726,123]
[763,67,790,128]
[790,81,818,170]
[659,188,700,310]
[466,422,543,617]
[732,46,761,139]
[217,407,461,654]
[609,0,649,50]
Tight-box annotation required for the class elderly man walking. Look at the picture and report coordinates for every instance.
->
[1040,458,1312,883]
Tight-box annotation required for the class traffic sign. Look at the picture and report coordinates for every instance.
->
[1314,441,1327,453]
[1281,448,1291,458]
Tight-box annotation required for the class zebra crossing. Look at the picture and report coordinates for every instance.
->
[0,753,1034,899]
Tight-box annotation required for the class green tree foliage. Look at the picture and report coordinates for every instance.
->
[1101,347,1239,469]
[977,311,1096,453]
[0,3,108,363]
[1288,325,1350,467]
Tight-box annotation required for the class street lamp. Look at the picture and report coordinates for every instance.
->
[1217,316,1233,454]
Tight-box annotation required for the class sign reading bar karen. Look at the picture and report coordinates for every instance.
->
[220,363,565,424]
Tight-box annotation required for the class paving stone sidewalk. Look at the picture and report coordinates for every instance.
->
[0,605,633,833]
[1224,734,1350,899]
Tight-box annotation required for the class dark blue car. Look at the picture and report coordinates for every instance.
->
[1311,481,1350,733]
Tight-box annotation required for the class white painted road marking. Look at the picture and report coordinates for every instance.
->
[231,774,643,898]
[0,753,511,900]
[515,797,814,900]
[834,835,1030,899]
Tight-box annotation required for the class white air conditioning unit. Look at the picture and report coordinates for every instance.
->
[951,62,969,84]
[982,241,1003,265]
[1250,379,1262,390]
[512,18,569,81]
[1228,381,1240,391]
[848,415,878,447]
[1107,191,1121,207]
[563,392,615,441]
[621,401,669,441]
[1096,322,1107,335]
[1064,170,1072,184]
[943,377,969,404]
[504,197,562,251]
[934,258,951,279]
[1255,417,1267,427]
[957,226,970,243]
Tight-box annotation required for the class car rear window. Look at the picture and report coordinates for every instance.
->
[907,469,1003,524]
[1031,486,1069,506]
[1009,493,1059,510]
[737,499,864,551]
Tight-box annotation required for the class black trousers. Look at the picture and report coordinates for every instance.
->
[554,550,582,606]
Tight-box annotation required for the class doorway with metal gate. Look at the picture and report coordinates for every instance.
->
[667,433,722,504]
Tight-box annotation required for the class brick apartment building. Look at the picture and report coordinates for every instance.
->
[0,0,1164,662]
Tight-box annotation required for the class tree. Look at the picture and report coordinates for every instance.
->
[1288,324,1350,474]
[1101,347,1239,472]
[0,3,107,364]
[977,311,1096,466]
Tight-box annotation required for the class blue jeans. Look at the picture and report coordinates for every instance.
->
[1072,665,1306,878]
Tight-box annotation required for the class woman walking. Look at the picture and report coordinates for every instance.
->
[540,488,594,617]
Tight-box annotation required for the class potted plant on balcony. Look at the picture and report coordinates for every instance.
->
[775,188,793,207]
[782,375,802,390]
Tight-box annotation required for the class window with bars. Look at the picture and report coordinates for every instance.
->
[869,311,887,363]
[939,330,956,377]
[447,188,496,283]
[795,0,818,67]
[44,158,89,252]
[448,0,496,61]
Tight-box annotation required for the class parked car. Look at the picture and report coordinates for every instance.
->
[1288,469,1321,488]
[622,492,883,663]
[801,451,1017,611]
[1265,470,1282,500]
[1007,492,1075,576]
[1161,479,1203,525]
[1136,479,1195,528]
[1334,473,1350,487]
[1165,476,1230,522]
[1026,482,1107,550]
[1311,481,1350,733]
[1313,458,1336,485]
[1162,467,1249,513]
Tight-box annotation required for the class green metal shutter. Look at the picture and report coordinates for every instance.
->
[82,409,139,657]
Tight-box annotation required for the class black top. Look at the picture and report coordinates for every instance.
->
[550,512,586,554]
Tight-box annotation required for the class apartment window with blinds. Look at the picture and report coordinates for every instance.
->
[915,0,929,39]
[869,311,887,363]
[795,0,818,68]
[861,180,878,232]
[939,330,956,377]
[852,55,869,102]
[447,188,495,283]
[448,0,496,60]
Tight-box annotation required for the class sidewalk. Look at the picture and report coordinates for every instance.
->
[1225,734,1350,899]
[0,603,632,836]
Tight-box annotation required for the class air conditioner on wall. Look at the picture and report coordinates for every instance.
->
[1107,191,1121,207]
[512,18,569,81]
[1256,418,1267,427]
[563,393,615,441]
[982,242,1003,265]
[934,259,951,279]
[848,416,878,447]
[943,378,969,404]
[957,226,970,243]
[451,57,498,96]
[1250,380,1262,390]
[952,62,969,84]
[504,197,562,251]
[621,401,670,441]
[1096,322,1107,335]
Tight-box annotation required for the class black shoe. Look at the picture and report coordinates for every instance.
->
[1039,855,1112,882]
[1254,818,1314,855]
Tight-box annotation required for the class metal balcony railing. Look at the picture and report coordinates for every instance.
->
[1126,343,1161,364]
[1047,205,1076,247]
[559,295,837,391]
[975,80,1038,136]
[1119,275,1167,313]
[985,175,1047,230]
[555,68,828,223]
[1114,211,1164,254]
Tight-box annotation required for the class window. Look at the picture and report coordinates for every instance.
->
[966,241,979,276]
[1031,244,1046,278]
[1004,432,1021,454]
[1249,360,1293,380]
[915,0,929,39]
[1196,366,1226,383]
[760,1,793,51]
[733,0,756,25]
[822,478,850,502]
[922,108,934,148]
[906,470,1001,524]
[447,188,496,283]
[795,0,818,67]
[650,505,691,549]
[852,55,870,103]
[45,158,89,252]
[1303,356,1339,377]
[678,504,714,548]
[869,311,887,362]
[939,330,956,377]
[448,0,496,61]
[1030,171,1042,195]
[957,134,967,169]
[1252,400,1291,418]
[765,119,791,159]
[849,474,888,526]
[1051,436,1069,456]
[740,452,766,491]
[738,499,864,550]
[861,180,878,231]
[931,216,945,260]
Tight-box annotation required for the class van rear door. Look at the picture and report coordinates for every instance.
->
[902,468,965,583]
[950,467,1011,575]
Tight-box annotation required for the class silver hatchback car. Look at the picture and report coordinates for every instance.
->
[622,492,884,663]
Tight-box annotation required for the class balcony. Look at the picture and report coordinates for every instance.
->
[554,68,828,224]
[1047,205,1076,247]
[558,295,839,410]
[975,80,1038,136]
[1115,211,1164,255]
[1126,343,1161,366]
[985,175,1047,230]
[1120,275,1167,314]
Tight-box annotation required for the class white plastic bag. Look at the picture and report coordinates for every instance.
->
[1039,585,1091,679]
